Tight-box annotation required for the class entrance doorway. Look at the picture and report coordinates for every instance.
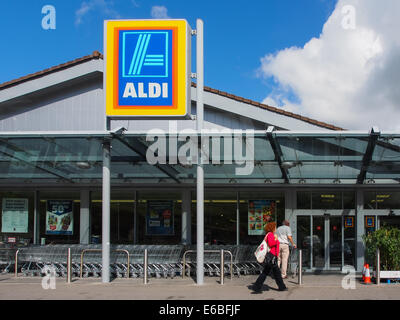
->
[297,215,356,271]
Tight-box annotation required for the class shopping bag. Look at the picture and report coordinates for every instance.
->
[254,234,270,263]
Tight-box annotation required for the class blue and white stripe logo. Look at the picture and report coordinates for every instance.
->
[122,31,169,78]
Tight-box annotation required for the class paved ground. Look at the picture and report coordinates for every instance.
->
[0,273,399,300]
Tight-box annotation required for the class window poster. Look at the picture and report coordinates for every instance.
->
[146,200,174,236]
[1,198,29,233]
[248,200,276,235]
[365,215,376,234]
[46,200,73,235]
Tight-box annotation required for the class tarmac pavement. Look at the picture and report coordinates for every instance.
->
[0,273,399,300]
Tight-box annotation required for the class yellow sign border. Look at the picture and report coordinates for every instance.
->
[104,20,190,117]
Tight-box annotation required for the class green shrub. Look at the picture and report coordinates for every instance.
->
[363,226,400,270]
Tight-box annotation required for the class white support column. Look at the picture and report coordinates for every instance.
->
[134,190,137,244]
[102,140,111,283]
[236,191,240,245]
[196,18,204,286]
[356,189,365,272]
[79,190,91,244]
[181,189,192,245]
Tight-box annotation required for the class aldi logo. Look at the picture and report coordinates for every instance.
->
[122,31,169,78]
[105,20,191,117]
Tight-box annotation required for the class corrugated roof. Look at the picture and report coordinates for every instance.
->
[0,51,344,131]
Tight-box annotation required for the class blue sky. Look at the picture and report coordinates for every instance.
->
[0,0,337,104]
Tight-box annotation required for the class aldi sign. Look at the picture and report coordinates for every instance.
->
[105,20,191,117]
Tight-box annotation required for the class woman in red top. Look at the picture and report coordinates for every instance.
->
[252,222,288,293]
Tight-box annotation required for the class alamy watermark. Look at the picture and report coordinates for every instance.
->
[341,266,356,290]
[341,5,356,30]
[145,121,255,176]
[41,265,57,290]
[42,5,56,30]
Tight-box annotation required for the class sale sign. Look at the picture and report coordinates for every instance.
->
[46,200,73,235]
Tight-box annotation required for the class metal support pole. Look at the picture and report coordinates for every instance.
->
[298,249,302,285]
[67,248,72,284]
[376,248,380,285]
[196,18,204,286]
[134,191,137,244]
[33,191,40,245]
[15,250,19,278]
[102,140,111,283]
[220,249,224,285]
[236,192,240,245]
[144,249,148,284]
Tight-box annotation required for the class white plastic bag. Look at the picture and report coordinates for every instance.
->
[254,233,270,263]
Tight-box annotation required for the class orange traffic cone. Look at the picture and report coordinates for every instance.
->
[363,264,371,284]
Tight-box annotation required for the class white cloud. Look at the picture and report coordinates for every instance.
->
[75,2,91,26]
[259,0,400,130]
[75,0,121,26]
[151,6,170,19]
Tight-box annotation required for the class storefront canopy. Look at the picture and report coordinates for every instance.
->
[0,128,399,185]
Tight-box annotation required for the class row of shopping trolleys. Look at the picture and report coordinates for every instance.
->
[0,244,268,279]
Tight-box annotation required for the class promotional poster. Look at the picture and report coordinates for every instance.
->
[248,200,276,235]
[146,200,174,235]
[46,200,74,235]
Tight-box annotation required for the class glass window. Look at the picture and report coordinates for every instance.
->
[343,192,355,209]
[312,191,342,209]
[136,191,181,245]
[297,216,311,269]
[297,192,311,209]
[205,191,237,245]
[91,190,136,244]
[91,190,181,245]
[364,191,376,209]
[191,190,238,245]
[364,191,400,210]
[377,191,400,209]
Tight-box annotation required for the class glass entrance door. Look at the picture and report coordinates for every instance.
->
[297,215,355,270]
[329,216,342,268]
[312,216,325,269]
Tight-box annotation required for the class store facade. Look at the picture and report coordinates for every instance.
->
[1,52,400,273]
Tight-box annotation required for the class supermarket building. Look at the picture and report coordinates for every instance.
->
[0,51,400,275]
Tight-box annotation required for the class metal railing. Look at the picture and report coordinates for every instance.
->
[182,250,233,284]
[67,248,72,283]
[144,249,148,284]
[0,248,18,277]
[80,249,130,278]
[3,244,283,280]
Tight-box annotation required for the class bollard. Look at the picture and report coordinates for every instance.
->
[298,249,302,285]
[144,249,148,285]
[376,248,380,286]
[67,248,72,284]
[15,250,19,278]
[220,249,224,285]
